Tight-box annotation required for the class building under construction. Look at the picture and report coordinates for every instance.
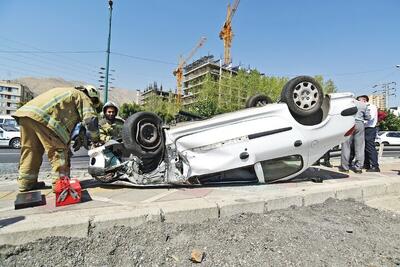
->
[182,55,239,105]
[140,82,174,105]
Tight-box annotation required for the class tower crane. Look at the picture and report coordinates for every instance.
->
[173,37,207,104]
[219,0,240,66]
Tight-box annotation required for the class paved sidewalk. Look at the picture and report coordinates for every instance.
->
[0,159,399,245]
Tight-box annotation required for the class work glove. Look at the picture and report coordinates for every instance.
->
[72,137,83,152]
[71,124,89,152]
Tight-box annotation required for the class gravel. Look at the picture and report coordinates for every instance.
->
[1,198,399,266]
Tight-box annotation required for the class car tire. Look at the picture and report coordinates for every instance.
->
[293,108,324,126]
[382,141,389,146]
[280,76,324,117]
[9,137,20,149]
[122,111,164,161]
[245,94,272,108]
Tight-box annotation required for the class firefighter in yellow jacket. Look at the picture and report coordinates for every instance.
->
[13,85,101,192]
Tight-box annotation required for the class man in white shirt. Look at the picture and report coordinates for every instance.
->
[358,95,380,172]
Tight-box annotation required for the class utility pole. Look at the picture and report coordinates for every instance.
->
[372,81,396,109]
[104,0,113,103]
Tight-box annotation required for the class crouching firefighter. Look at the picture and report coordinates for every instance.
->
[13,85,101,192]
[99,101,125,143]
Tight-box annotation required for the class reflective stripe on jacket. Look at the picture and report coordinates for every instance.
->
[13,87,99,144]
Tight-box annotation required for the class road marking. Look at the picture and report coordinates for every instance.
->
[140,189,178,203]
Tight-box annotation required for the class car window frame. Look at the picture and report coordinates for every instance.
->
[258,154,304,182]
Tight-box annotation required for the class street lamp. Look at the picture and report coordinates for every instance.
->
[104,0,114,103]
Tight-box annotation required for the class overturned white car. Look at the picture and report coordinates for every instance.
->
[88,76,357,186]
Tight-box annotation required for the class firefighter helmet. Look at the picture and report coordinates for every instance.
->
[76,85,101,107]
[102,101,119,115]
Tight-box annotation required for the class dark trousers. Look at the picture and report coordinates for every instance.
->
[364,127,379,168]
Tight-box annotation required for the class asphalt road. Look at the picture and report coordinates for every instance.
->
[1,146,400,168]
[0,147,89,169]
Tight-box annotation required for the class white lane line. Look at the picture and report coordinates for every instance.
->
[141,189,178,203]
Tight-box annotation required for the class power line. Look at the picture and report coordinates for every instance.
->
[321,67,393,77]
[361,71,398,91]
[111,52,176,66]
[0,54,97,84]
[0,50,104,54]
[0,63,55,77]
[0,43,100,80]
[0,35,102,73]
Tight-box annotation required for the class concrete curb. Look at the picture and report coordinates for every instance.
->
[1,177,400,245]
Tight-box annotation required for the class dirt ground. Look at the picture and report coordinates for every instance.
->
[1,198,399,266]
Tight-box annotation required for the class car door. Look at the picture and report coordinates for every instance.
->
[386,132,397,145]
[391,132,400,145]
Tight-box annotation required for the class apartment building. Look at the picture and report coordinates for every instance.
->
[369,94,386,110]
[182,55,238,105]
[0,80,34,115]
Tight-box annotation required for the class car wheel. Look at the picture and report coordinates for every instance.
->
[382,141,389,146]
[9,138,20,149]
[245,94,272,108]
[281,76,324,117]
[122,112,164,172]
[293,108,324,126]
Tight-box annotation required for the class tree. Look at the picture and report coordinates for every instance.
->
[141,92,179,123]
[313,75,337,94]
[378,111,400,131]
[143,71,338,120]
[186,70,289,117]
[324,79,337,94]
[188,74,221,117]
[119,102,142,119]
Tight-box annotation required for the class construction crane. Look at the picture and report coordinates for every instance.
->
[219,0,240,66]
[173,37,207,104]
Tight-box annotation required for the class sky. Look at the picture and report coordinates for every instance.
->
[0,0,399,105]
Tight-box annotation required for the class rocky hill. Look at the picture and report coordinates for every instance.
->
[13,77,140,106]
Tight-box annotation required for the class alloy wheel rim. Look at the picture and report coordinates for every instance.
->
[292,82,319,110]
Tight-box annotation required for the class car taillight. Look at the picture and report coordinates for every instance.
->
[344,125,355,136]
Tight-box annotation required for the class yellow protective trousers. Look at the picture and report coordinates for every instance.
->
[18,117,71,191]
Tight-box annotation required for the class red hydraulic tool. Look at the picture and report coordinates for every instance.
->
[55,176,82,207]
